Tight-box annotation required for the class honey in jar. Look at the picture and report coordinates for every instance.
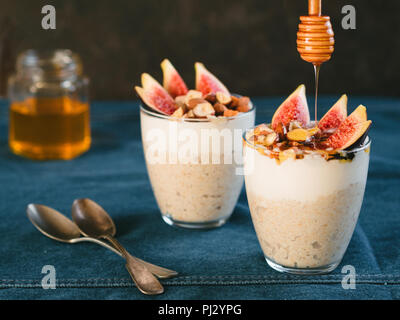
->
[8,50,91,160]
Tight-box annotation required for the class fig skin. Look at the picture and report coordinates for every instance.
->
[326,105,371,150]
[344,123,371,151]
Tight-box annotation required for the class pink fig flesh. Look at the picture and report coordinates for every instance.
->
[271,84,310,130]
[135,73,177,115]
[318,94,347,131]
[195,62,229,96]
[161,59,188,98]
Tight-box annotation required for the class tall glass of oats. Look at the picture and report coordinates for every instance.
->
[243,127,371,274]
[141,105,255,229]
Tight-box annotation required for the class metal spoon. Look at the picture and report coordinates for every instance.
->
[71,198,164,295]
[27,204,177,279]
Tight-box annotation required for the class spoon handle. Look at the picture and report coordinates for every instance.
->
[75,237,178,279]
[104,235,164,295]
[74,237,122,255]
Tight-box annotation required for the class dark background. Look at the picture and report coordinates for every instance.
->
[0,0,399,100]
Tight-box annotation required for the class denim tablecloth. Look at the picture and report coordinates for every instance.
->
[0,97,398,300]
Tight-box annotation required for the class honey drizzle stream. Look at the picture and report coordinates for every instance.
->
[313,64,321,125]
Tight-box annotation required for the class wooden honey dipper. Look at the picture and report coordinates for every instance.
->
[297,0,334,65]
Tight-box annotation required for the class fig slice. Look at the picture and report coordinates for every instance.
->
[347,104,368,122]
[318,94,348,131]
[161,59,188,98]
[326,105,371,150]
[195,62,230,96]
[135,73,177,115]
[271,84,310,130]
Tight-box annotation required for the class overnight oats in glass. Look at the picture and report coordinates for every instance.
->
[136,60,255,228]
[243,85,372,274]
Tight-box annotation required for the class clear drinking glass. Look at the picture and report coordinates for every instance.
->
[141,104,255,229]
[243,128,371,274]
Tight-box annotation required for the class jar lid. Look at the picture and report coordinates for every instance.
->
[16,49,83,78]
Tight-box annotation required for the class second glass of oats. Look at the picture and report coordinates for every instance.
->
[242,86,372,274]
[137,60,255,229]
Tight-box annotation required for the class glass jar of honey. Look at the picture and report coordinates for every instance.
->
[8,49,91,160]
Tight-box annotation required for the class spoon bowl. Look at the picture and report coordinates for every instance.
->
[71,199,116,238]
[27,204,81,242]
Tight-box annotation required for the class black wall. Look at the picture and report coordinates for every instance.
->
[1,0,399,99]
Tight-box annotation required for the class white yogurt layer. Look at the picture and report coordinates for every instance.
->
[244,145,370,202]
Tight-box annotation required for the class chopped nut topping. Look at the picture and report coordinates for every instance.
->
[248,121,357,163]
[214,103,228,115]
[193,102,215,118]
[287,128,309,141]
[254,123,273,135]
[289,121,302,131]
[172,107,185,118]
[224,109,239,117]
[265,132,278,146]
[204,93,217,104]
[307,127,320,136]
[230,96,239,109]
[175,95,187,109]
[185,110,195,118]
[184,90,203,105]
[169,91,252,119]
[188,98,207,110]
[279,149,297,162]
[237,97,251,112]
